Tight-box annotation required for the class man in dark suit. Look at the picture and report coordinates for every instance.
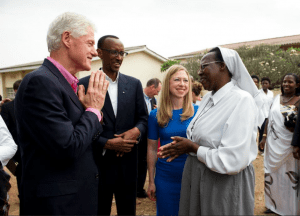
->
[137,78,161,198]
[79,35,148,215]
[1,79,22,193]
[292,104,300,159]
[14,12,109,215]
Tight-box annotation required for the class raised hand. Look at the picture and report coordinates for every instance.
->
[78,70,109,111]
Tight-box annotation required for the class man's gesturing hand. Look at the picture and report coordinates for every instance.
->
[78,70,109,111]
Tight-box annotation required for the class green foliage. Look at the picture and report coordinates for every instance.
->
[236,45,300,87]
[161,59,181,72]
[182,44,300,86]
[184,54,205,80]
[287,47,300,52]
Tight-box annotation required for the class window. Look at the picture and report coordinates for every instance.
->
[6,88,15,99]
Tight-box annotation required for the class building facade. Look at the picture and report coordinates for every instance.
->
[0,45,167,100]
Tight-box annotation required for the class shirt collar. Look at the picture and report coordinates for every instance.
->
[47,57,78,94]
[101,68,120,83]
[144,92,151,100]
[260,88,269,94]
[211,81,234,105]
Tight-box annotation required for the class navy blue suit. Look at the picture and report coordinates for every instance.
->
[15,59,103,215]
[137,97,156,194]
[1,100,22,192]
[79,72,148,215]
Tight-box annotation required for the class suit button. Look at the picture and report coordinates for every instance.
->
[95,174,99,179]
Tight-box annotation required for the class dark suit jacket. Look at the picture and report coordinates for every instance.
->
[79,73,148,185]
[292,103,300,147]
[15,59,103,215]
[0,162,10,214]
[1,101,21,163]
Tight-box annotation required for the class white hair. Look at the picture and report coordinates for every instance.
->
[47,12,96,52]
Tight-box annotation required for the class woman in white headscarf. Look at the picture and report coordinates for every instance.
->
[259,73,300,215]
[158,47,267,215]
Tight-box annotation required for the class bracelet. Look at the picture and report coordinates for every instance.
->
[263,134,267,137]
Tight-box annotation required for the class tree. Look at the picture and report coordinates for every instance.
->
[236,45,300,88]
[181,45,300,87]
[160,59,181,72]
[184,53,205,81]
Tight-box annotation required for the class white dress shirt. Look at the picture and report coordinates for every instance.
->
[103,72,119,155]
[106,72,119,117]
[187,81,258,175]
[260,88,274,117]
[143,93,152,115]
[0,116,17,166]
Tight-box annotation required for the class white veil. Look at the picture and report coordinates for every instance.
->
[218,46,268,127]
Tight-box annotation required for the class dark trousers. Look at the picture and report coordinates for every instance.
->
[258,119,267,152]
[15,163,22,195]
[98,178,137,216]
[137,140,147,193]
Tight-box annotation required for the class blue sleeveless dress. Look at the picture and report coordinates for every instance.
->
[148,104,198,216]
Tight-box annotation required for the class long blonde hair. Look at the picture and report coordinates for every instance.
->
[157,65,194,127]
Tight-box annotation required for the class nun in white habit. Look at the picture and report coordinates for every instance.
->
[158,47,267,215]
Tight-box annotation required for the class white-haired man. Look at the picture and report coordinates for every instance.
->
[15,12,109,214]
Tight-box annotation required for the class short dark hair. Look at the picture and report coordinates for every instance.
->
[146,78,161,88]
[192,81,202,96]
[251,75,260,82]
[13,80,22,91]
[97,35,119,49]
[208,47,232,77]
[261,77,271,84]
[281,73,300,96]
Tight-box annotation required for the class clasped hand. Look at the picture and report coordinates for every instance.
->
[78,70,109,111]
[106,127,140,157]
[157,136,196,162]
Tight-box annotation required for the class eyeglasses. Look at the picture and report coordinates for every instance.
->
[198,61,223,73]
[101,48,128,57]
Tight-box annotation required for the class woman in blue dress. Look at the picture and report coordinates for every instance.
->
[147,65,198,216]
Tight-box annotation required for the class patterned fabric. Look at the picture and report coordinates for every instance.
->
[264,95,300,215]
[281,104,298,129]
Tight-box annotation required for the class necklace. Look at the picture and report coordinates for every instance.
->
[282,95,295,104]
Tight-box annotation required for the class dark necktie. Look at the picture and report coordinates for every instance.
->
[150,98,156,110]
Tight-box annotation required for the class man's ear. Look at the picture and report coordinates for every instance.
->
[61,31,71,48]
[97,48,103,59]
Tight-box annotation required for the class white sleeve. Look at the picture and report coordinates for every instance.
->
[197,96,258,174]
[0,116,17,166]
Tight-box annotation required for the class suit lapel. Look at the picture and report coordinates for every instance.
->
[102,92,116,123]
[43,59,83,112]
[116,73,128,123]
